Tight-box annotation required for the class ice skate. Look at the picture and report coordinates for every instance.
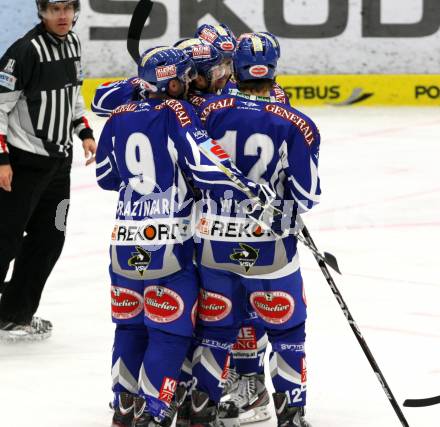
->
[217,400,240,427]
[272,393,311,427]
[221,367,240,397]
[161,384,188,427]
[31,316,53,332]
[225,374,270,424]
[190,390,218,427]
[132,396,153,427]
[111,392,134,427]
[0,318,52,342]
[190,390,240,427]
[176,393,191,427]
[190,390,239,427]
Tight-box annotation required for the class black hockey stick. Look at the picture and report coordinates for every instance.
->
[404,395,440,407]
[127,0,154,64]
[300,223,410,427]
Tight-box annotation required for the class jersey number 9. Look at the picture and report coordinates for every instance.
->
[125,132,157,195]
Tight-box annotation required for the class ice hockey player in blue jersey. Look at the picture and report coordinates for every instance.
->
[175,33,281,425]
[194,23,237,92]
[91,38,227,119]
[174,38,227,115]
[222,31,290,105]
[190,34,321,427]
[96,46,273,427]
[215,31,288,425]
[177,29,288,423]
[91,36,271,421]
[92,23,238,120]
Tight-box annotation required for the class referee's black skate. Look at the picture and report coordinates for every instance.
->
[273,393,311,427]
[111,392,134,427]
[30,316,53,332]
[0,317,52,342]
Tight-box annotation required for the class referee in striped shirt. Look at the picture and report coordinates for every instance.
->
[0,0,96,341]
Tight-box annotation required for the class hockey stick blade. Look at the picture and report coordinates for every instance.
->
[403,395,440,407]
[295,216,341,274]
[127,0,154,64]
[323,251,341,274]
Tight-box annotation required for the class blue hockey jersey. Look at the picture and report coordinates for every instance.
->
[92,79,217,118]
[92,77,145,117]
[187,90,217,116]
[195,90,321,278]
[222,78,290,105]
[96,98,264,280]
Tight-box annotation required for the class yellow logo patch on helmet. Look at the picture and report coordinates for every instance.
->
[214,25,228,36]
[176,38,202,50]
[250,36,264,52]
[257,33,277,49]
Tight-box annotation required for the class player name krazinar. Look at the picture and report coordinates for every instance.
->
[116,199,172,217]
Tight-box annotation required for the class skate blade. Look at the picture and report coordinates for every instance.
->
[239,406,271,424]
[0,330,52,343]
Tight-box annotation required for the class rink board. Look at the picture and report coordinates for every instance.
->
[275,75,440,107]
[82,75,440,110]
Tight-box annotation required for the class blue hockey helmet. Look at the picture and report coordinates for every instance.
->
[194,24,237,59]
[233,34,278,82]
[138,47,197,94]
[237,32,281,59]
[256,32,281,59]
[173,38,191,48]
[174,38,225,82]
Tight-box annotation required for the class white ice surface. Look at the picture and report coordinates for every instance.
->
[1,107,439,427]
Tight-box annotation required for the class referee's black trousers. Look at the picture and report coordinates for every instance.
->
[0,147,71,324]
